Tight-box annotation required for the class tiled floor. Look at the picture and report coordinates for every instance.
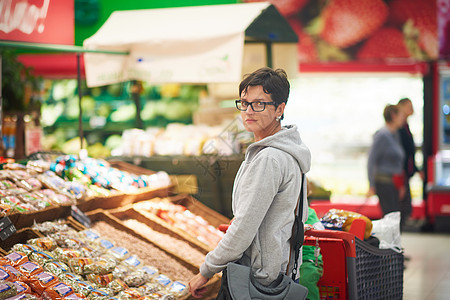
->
[403,232,450,299]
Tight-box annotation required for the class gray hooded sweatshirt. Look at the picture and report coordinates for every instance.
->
[199,124,311,285]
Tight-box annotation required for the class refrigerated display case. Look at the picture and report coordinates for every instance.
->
[426,61,450,231]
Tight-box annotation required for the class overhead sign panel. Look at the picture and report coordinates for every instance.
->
[83,2,298,87]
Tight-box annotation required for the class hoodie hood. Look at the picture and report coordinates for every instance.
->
[246,124,311,174]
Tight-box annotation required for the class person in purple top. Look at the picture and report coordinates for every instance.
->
[367,104,406,219]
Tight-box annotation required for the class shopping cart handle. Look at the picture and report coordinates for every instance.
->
[305,229,356,258]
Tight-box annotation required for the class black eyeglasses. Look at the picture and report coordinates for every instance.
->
[235,100,277,112]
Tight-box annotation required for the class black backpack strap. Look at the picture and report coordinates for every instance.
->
[290,173,305,280]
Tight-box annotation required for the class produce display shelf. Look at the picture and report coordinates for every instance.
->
[109,205,209,258]
[133,194,230,253]
[4,158,173,230]
[83,209,221,300]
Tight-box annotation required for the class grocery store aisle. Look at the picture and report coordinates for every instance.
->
[402,232,450,299]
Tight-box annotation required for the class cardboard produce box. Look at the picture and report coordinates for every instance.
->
[6,203,73,231]
[133,194,230,253]
[76,185,172,212]
[1,205,223,299]
[2,159,173,230]
[107,160,156,176]
[143,194,230,228]
[85,209,198,274]
[76,160,174,212]
[0,216,201,299]
[6,182,171,230]
[83,209,221,300]
[0,227,43,253]
[108,206,208,263]
[105,207,226,299]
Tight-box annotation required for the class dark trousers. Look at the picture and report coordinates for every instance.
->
[375,181,400,216]
[216,268,232,300]
[400,180,413,229]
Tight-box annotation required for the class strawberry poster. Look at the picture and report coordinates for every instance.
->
[0,0,74,45]
[244,0,441,63]
[439,0,450,58]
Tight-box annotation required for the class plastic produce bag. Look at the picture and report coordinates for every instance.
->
[371,211,402,252]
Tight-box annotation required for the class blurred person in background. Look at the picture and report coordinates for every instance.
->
[367,104,406,220]
[397,98,423,229]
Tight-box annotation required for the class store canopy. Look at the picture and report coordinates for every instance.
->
[1,40,128,79]
[17,53,86,79]
[83,2,297,87]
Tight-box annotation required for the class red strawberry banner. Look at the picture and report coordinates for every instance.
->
[438,0,450,58]
[245,0,443,63]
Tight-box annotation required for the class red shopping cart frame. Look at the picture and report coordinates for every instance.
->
[304,230,357,300]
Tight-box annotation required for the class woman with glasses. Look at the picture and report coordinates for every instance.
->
[189,67,311,298]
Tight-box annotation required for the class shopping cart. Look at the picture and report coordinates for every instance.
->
[304,229,404,300]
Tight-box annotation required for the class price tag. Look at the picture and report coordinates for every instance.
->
[71,205,91,228]
[0,216,16,241]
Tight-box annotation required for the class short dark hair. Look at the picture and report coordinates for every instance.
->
[383,104,399,123]
[239,67,290,120]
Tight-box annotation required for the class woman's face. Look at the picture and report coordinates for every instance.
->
[240,85,285,140]
[392,111,405,129]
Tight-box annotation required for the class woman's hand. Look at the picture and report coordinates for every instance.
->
[304,224,314,232]
[189,273,209,298]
